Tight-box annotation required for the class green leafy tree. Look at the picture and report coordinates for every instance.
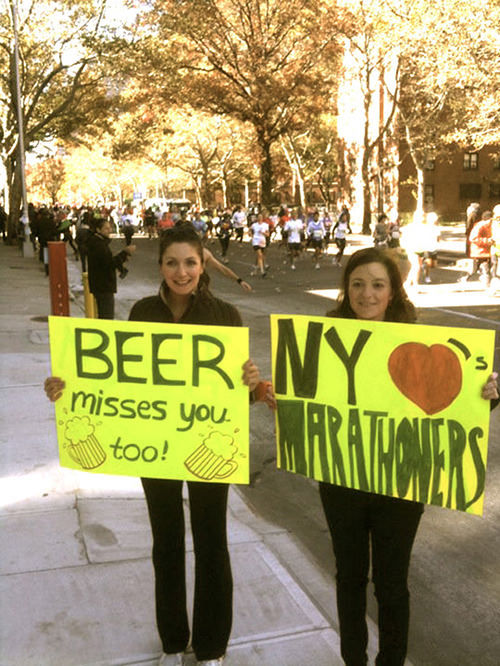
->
[390,0,500,215]
[27,154,65,205]
[139,0,345,207]
[0,0,123,239]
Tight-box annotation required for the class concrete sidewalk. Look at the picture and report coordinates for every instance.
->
[0,241,350,666]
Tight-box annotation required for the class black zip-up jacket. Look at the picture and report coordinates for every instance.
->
[87,232,128,294]
[129,284,242,328]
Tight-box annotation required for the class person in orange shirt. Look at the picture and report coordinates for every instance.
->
[467,210,493,286]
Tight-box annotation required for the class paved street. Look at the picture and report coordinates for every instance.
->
[1,228,499,666]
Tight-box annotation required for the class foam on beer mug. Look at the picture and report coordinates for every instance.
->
[203,431,236,458]
[64,415,95,444]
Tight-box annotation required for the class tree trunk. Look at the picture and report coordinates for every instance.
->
[244,180,249,209]
[415,166,425,221]
[221,173,228,208]
[7,158,22,242]
[361,153,372,235]
[257,133,274,208]
[194,175,202,209]
[297,169,306,209]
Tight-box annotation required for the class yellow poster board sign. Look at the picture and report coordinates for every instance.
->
[270,314,495,515]
[49,316,249,484]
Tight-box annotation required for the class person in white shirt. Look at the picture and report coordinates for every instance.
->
[307,211,326,269]
[249,213,270,276]
[332,210,352,266]
[231,205,247,243]
[283,209,304,270]
[417,212,440,283]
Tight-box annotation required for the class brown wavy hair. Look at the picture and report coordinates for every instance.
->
[158,223,211,294]
[328,247,416,323]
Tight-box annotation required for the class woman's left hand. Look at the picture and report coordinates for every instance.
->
[482,372,499,400]
[242,359,260,392]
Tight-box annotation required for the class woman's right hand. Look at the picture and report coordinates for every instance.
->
[44,376,65,402]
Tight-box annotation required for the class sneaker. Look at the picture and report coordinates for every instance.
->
[197,659,224,665]
[291,264,296,270]
[315,263,320,269]
[424,276,431,283]
[159,653,185,666]
[261,271,267,278]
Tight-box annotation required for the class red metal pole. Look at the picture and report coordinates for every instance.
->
[48,241,70,316]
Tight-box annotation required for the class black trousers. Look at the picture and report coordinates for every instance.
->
[218,235,230,256]
[94,292,115,319]
[319,483,423,666]
[141,478,232,661]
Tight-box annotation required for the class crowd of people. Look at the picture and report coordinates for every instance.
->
[13,198,500,299]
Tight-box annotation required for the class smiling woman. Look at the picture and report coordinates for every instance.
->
[45,222,262,666]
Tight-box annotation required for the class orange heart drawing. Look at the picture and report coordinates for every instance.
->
[388,343,462,415]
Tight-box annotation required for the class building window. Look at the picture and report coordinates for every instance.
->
[459,183,482,199]
[463,152,478,170]
[489,182,500,199]
[424,184,435,204]
[424,159,435,170]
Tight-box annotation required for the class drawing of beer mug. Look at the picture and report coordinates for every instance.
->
[66,436,106,469]
[64,416,107,470]
[184,432,238,481]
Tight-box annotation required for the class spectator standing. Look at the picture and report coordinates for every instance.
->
[87,218,136,319]
[37,207,59,275]
[45,224,262,666]
[75,211,93,272]
[467,210,493,286]
[490,204,500,291]
[313,248,499,666]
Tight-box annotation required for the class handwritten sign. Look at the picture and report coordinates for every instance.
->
[270,314,495,515]
[49,316,249,484]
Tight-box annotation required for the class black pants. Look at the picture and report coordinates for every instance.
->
[93,292,115,319]
[319,483,423,666]
[141,478,232,661]
[219,235,230,257]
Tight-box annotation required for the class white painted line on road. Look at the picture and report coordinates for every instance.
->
[434,308,500,328]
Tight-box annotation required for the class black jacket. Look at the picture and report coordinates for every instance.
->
[87,232,128,294]
[129,284,242,328]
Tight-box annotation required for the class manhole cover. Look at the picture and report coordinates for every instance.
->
[31,315,48,322]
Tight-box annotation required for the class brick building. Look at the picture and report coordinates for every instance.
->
[398,145,500,221]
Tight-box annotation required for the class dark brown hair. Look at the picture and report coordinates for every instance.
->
[328,247,416,323]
